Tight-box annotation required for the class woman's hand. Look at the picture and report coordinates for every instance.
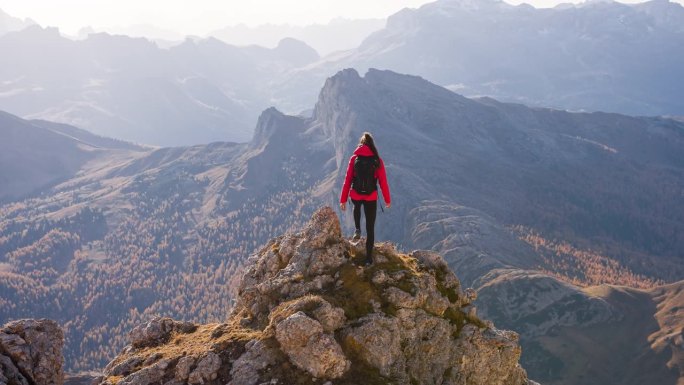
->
[386,203,391,209]
[340,202,346,211]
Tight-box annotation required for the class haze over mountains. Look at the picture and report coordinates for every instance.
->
[0,25,319,146]
[1,0,684,147]
[0,8,34,35]
[278,0,684,117]
[1,68,683,384]
[208,18,386,56]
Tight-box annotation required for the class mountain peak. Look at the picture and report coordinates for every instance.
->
[0,319,64,385]
[273,37,320,65]
[0,8,36,34]
[99,206,533,385]
[249,106,308,151]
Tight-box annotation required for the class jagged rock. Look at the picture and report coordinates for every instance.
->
[454,325,527,385]
[0,354,30,385]
[100,207,532,385]
[104,356,144,376]
[117,358,170,385]
[128,317,197,348]
[311,301,346,333]
[187,352,221,384]
[174,356,195,381]
[0,319,64,385]
[229,340,278,385]
[275,312,349,379]
[463,288,478,305]
[341,313,402,377]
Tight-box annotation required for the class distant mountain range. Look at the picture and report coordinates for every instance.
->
[208,18,386,56]
[1,68,683,384]
[0,8,35,35]
[1,0,683,147]
[0,25,318,146]
[276,0,684,117]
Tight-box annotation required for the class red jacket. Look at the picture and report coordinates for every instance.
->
[340,144,391,204]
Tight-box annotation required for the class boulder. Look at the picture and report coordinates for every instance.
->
[0,319,63,385]
[275,312,350,379]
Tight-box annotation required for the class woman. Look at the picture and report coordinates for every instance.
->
[340,132,391,265]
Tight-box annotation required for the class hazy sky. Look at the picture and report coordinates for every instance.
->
[0,0,676,36]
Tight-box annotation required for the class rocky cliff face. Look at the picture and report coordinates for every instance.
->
[98,207,533,385]
[0,319,64,385]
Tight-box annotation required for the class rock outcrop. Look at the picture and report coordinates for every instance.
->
[0,319,64,385]
[99,207,533,385]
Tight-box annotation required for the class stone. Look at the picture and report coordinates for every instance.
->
[104,356,144,376]
[275,312,350,379]
[0,319,64,385]
[187,352,221,384]
[127,318,198,349]
[117,359,170,385]
[341,314,402,377]
[311,302,346,333]
[142,353,162,366]
[229,340,278,385]
[0,354,30,385]
[128,317,175,348]
[463,287,478,305]
[174,356,195,380]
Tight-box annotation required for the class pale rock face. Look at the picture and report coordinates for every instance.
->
[100,207,533,385]
[0,319,64,385]
[275,312,350,379]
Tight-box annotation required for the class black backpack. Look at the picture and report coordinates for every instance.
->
[352,155,379,195]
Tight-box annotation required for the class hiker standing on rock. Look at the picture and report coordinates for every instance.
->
[339,132,391,265]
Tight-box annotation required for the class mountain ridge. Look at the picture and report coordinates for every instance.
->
[276,0,684,118]
[1,68,683,384]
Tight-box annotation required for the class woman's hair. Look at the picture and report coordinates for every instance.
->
[359,132,379,158]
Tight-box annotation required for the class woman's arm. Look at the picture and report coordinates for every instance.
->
[377,158,391,205]
[339,155,356,204]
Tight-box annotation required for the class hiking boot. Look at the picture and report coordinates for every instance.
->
[352,229,361,241]
[364,250,373,266]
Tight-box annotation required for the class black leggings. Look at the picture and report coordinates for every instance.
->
[352,199,377,257]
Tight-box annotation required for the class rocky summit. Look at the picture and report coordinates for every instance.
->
[98,206,533,385]
[0,319,64,385]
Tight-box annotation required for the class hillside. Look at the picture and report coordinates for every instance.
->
[0,111,146,202]
[477,277,684,385]
[1,69,683,383]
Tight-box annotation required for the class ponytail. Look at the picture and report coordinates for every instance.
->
[359,132,379,159]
